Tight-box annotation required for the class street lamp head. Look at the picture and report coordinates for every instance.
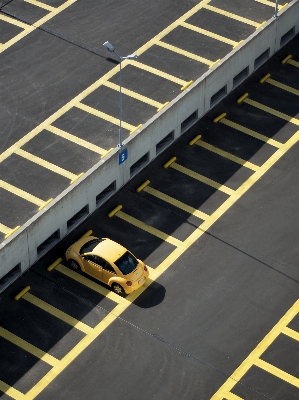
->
[126,54,138,60]
[103,41,115,52]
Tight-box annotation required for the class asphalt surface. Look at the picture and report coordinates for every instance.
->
[1,32,299,399]
[0,0,277,241]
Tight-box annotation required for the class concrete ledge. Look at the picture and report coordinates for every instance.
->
[1,0,299,289]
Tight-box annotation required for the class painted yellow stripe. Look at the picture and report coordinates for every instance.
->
[244,98,299,126]
[0,180,44,207]
[27,111,299,400]
[0,14,29,29]
[131,60,187,86]
[180,22,237,46]
[211,297,299,399]
[132,0,212,58]
[282,326,299,341]
[25,0,55,11]
[170,162,234,195]
[221,118,282,148]
[55,263,129,306]
[195,140,259,171]
[0,223,11,235]
[103,81,162,108]
[23,292,93,334]
[255,0,288,9]
[25,301,128,399]
[46,125,106,155]
[255,358,299,387]
[76,102,135,131]
[0,380,26,400]
[204,4,260,27]
[15,148,77,181]
[157,41,213,66]
[288,59,299,68]
[0,0,77,54]
[116,210,185,248]
[0,326,58,366]
[0,0,211,162]
[267,78,299,97]
[144,185,209,220]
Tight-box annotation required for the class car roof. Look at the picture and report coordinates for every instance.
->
[92,238,127,263]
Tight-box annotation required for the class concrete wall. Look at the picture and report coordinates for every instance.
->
[1,0,298,290]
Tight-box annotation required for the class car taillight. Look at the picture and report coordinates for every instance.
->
[144,265,148,271]
[126,281,132,286]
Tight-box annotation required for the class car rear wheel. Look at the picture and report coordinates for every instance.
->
[69,259,80,270]
[112,283,126,297]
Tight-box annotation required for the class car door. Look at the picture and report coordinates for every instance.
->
[81,254,103,281]
[99,258,117,284]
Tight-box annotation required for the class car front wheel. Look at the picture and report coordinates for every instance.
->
[69,259,80,270]
[112,283,126,297]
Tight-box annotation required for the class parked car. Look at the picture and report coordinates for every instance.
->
[65,236,149,296]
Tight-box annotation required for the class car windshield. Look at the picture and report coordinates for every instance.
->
[79,239,103,255]
[115,252,138,275]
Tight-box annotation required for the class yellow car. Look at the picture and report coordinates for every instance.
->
[65,236,149,296]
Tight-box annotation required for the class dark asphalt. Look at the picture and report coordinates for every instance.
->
[1,33,299,399]
[0,0,278,239]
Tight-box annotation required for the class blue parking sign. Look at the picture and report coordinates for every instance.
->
[119,148,128,165]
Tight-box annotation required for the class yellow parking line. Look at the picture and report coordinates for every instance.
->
[27,99,299,400]
[0,14,29,29]
[255,0,288,9]
[0,0,77,53]
[131,60,187,86]
[195,140,259,171]
[211,299,299,399]
[221,118,282,148]
[0,326,58,367]
[288,59,299,68]
[116,210,185,248]
[76,102,135,131]
[0,223,11,235]
[170,162,235,195]
[25,0,55,11]
[282,326,299,341]
[15,148,77,181]
[244,98,299,126]
[204,4,260,27]
[46,125,106,155]
[25,301,128,399]
[55,263,129,306]
[266,78,299,97]
[143,185,209,220]
[255,358,299,387]
[180,22,237,46]
[103,81,162,108]
[157,41,213,66]
[0,180,45,207]
[0,380,26,400]
[23,292,93,335]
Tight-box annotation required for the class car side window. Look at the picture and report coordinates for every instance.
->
[102,260,116,274]
[93,255,104,267]
[84,255,96,263]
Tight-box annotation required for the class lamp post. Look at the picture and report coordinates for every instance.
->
[274,0,279,19]
[103,41,137,148]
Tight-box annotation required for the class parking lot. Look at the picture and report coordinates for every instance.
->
[0,0,278,241]
[1,31,299,398]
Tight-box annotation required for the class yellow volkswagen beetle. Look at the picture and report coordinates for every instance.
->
[65,236,149,296]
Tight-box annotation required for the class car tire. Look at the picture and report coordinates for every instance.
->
[69,259,80,270]
[112,283,126,297]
